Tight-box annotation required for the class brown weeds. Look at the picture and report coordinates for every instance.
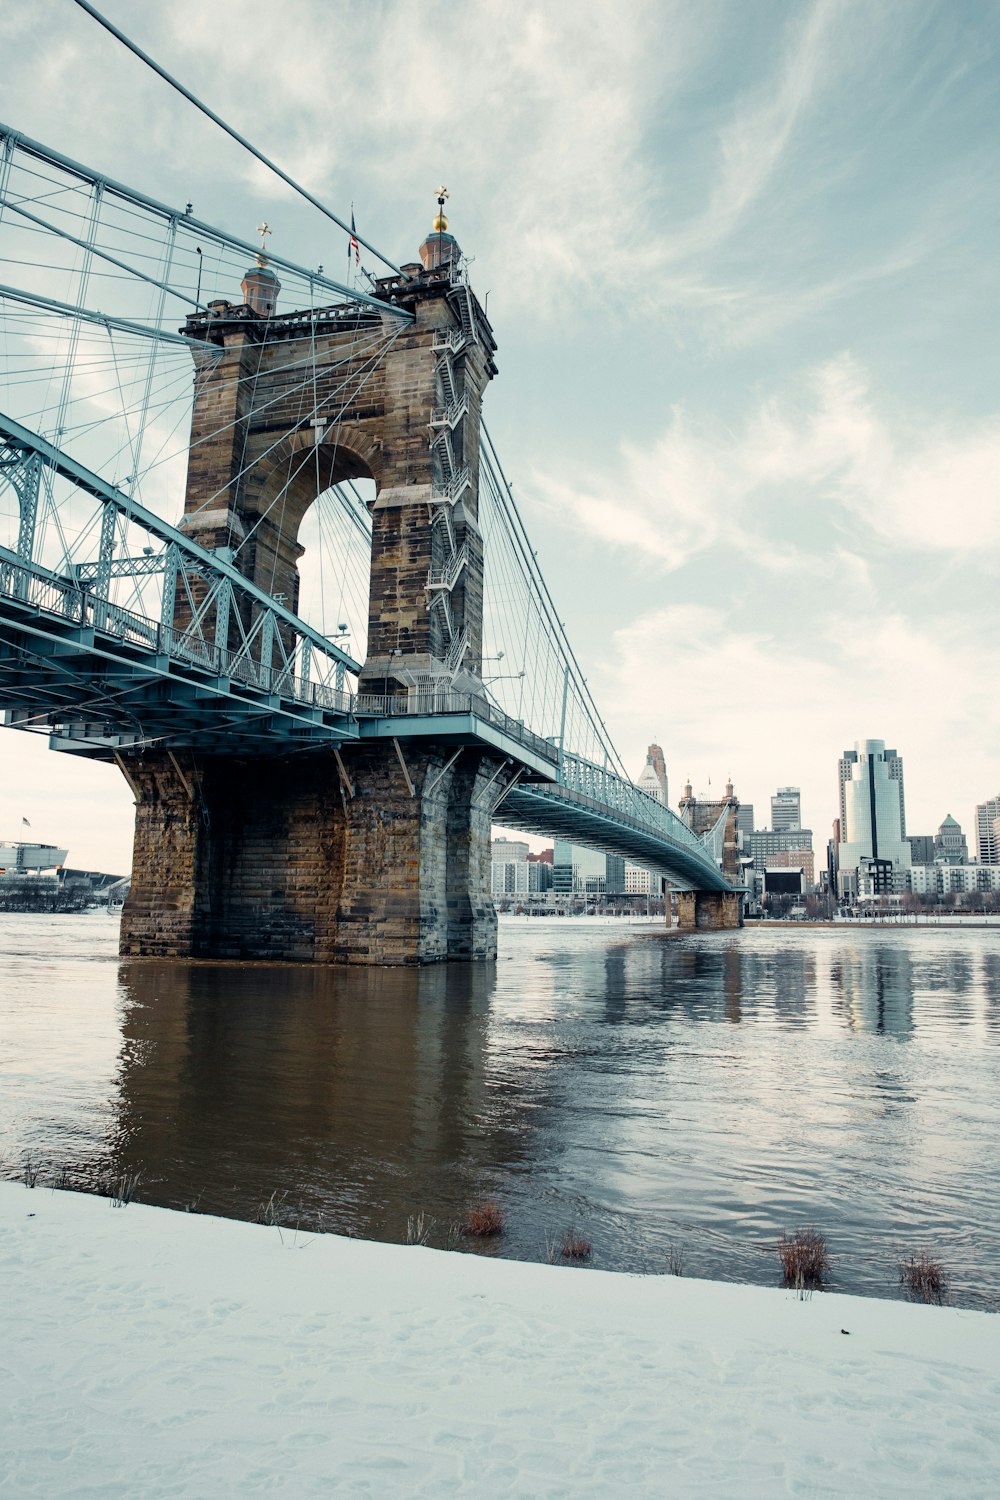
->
[560,1228,592,1261]
[464,1201,504,1237]
[778,1229,829,1290]
[899,1251,947,1305]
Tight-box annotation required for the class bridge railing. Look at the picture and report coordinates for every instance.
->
[355,689,559,766]
[0,556,357,717]
[557,752,720,864]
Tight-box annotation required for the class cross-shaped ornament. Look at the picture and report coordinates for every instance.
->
[435,186,449,208]
[257,221,272,252]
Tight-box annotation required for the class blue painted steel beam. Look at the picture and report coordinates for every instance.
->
[357,711,560,781]
[0,120,411,318]
[497,783,732,892]
[0,283,220,349]
[0,412,363,674]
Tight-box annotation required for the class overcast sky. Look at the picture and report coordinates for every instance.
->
[2,0,999,871]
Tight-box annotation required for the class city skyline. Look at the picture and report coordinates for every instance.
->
[1,0,998,870]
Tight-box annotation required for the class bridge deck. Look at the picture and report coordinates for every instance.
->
[496,783,731,891]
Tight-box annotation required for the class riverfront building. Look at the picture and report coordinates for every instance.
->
[770,787,802,832]
[975,794,1000,864]
[0,841,67,875]
[836,739,911,897]
[933,815,969,866]
[908,863,1000,899]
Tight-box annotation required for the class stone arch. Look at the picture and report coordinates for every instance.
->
[239,430,383,610]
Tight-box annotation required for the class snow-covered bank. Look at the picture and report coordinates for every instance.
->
[2,1184,998,1498]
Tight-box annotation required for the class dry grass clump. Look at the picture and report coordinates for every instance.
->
[95,1169,144,1207]
[251,1189,289,1226]
[464,1201,504,1238]
[899,1251,948,1305]
[406,1212,433,1246]
[560,1228,592,1261]
[778,1229,829,1290]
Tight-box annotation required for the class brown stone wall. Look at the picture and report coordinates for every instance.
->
[676,891,743,931]
[118,744,510,965]
[120,753,208,957]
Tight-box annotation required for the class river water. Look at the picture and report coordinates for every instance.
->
[2,912,998,1307]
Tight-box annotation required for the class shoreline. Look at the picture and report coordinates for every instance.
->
[2,1182,998,1497]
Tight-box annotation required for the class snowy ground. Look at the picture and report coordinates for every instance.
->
[2,1183,998,1498]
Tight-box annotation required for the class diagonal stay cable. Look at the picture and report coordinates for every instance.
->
[214,326,405,553]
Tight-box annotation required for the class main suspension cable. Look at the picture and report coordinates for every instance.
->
[71,0,401,274]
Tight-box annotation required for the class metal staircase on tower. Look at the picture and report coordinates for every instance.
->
[426,289,478,678]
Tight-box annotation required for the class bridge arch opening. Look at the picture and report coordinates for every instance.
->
[238,430,379,656]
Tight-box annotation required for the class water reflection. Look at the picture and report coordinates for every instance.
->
[830,944,916,1035]
[2,915,999,1307]
[107,960,530,1239]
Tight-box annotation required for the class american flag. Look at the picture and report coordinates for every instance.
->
[349,210,360,269]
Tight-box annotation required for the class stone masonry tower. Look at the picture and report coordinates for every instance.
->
[119,205,515,965]
[675,778,743,929]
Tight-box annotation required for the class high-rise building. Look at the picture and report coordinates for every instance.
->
[605,854,626,895]
[933,815,969,866]
[975,794,1000,864]
[552,839,605,893]
[491,837,528,863]
[750,829,815,887]
[906,834,934,865]
[625,865,658,895]
[836,740,911,896]
[770,787,802,831]
[492,859,551,896]
[735,804,754,844]
[840,744,905,841]
[636,743,669,806]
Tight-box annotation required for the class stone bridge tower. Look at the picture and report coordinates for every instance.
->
[120,209,518,965]
[675,778,744,930]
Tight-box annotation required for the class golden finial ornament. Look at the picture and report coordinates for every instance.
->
[255,221,272,267]
[433,185,449,233]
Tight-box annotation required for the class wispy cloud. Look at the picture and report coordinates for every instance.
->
[664,0,847,261]
[600,600,1000,831]
[532,353,1000,574]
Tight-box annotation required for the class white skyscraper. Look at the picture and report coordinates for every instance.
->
[836,739,911,896]
[975,794,1000,864]
[840,743,905,841]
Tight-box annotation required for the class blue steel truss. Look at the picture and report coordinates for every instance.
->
[495,754,731,893]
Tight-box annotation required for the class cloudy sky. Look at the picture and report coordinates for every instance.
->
[1,0,999,871]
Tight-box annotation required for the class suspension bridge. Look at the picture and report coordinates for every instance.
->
[0,108,741,963]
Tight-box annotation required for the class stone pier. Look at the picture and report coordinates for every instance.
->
[120,743,513,964]
[674,777,744,931]
[675,890,743,931]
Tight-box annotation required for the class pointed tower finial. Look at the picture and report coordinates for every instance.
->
[420,187,459,270]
